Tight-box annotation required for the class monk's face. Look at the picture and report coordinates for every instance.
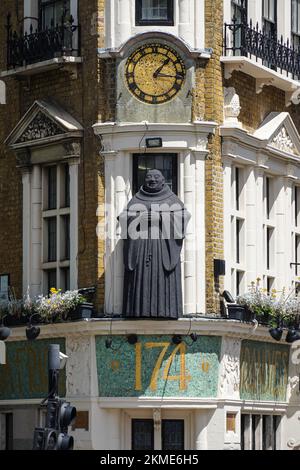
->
[144,170,165,191]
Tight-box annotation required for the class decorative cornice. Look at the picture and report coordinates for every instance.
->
[17,111,64,143]
[63,141,82,157]
[16,148,31,169]
[271,126,299,155]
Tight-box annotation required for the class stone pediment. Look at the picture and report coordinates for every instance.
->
[254,112,300,157]
[5,99,83,149]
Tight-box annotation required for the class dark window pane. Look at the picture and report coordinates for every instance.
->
[64,215,70,260]
[231,0,247,21]
[47,269,57,294]
[48,166,57,210]
[48,217,57,262]
[295,186,298,226]
[133,153,177,194]
[62,268,70,292]
[235,167,240,210]
[132,419,154,450]
[266,177,270,219]
[162,420,184,450]
[40,0,70,29]
[0,274,10,300]
[5,413,13,450]
[136,0,174,25]
[241,414,245,450]
[267,227,272,270]
[64,164,70,208]
[236,219,241,263]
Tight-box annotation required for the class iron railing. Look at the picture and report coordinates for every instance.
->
[6,13,80,69]
[224,17,300,79]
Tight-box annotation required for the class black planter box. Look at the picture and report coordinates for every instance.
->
[3,314,28,327]
[68,302,94,321]
[227,305,246,321]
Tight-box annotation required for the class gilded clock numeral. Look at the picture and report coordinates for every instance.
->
[129,82,137,91]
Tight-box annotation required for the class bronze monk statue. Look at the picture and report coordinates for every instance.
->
[119,169,190,318]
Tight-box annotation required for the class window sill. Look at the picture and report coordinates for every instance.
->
[221,55,300,107]
[0,56,82,80]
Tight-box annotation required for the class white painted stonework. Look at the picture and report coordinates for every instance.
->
[221,112,300,296]
[5,100,82,296]
[3,319,300,450]
[66,335,92,397]
[271,127,298,155]
[104,0,205,53]
[223,87,241,126]
[218,336,241,399]
[93,121,217,315]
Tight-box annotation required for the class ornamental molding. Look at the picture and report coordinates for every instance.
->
[270,126,299,155]
[63,141,82,157]
[17,111,64,143]
[218,337,241,399]
[5,99,83,152]
[224,87,241,124]
[16,148,31,169]
[66,336,91,397]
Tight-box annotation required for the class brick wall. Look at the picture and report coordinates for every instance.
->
[225,70,300,134]
[0,0,107,309]
[204,0,225,313]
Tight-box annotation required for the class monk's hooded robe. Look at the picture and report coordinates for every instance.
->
[119,184,190,318]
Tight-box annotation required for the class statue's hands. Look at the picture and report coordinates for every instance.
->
[140,211,159,222]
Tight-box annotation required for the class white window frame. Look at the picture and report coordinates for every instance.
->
[263,175,276,291]
[291,185,300,290]
[22,160,78,298]
[230,165,246,297]
[42,163,71,294]
[122,409,192,450]
[241,413,281,450]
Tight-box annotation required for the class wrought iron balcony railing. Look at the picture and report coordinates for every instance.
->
[224,17,300,80]
[6,13,80,69]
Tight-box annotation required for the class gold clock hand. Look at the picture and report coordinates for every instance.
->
[153,58,170,78]
[156,72,183,79]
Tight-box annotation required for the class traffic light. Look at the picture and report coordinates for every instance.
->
[33,399,76,450]
[33,427,58,450]
[32,344,77,450]
[57,399,76,450]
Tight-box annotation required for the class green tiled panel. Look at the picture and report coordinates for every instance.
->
[240,340,289,401]
[0,338,66,400]
[96,335,222,398]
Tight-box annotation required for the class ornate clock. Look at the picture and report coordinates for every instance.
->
[125,43,186,104]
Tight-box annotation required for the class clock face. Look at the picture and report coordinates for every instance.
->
[125,43,186,104]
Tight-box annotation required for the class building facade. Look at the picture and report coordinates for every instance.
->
[0,0,300,450]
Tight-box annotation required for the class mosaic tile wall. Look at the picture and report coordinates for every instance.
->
[0,338,66,400]
[96,335,222,397]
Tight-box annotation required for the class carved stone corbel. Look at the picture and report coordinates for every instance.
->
[63,141,82,158]
[16,148,32,170]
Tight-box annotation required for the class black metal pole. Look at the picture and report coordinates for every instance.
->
[48,344,60,399]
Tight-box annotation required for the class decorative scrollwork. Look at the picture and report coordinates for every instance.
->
[63,141,81,156]
[271,126,298,155]
[17,112,63,143]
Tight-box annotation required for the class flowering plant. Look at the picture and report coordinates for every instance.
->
[35,288,86,322]
[0,287,88,324]
[0,298,24,320]
[236,278,300,327]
